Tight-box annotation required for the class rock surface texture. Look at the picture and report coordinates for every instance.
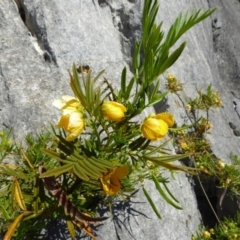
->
[0,0,240,239]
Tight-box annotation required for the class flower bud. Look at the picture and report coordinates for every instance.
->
[202,231,211,238]
[141,113,174,141]
[56,111,85,141]
[217,161,225,170]
[101,101,127,121]
[209,228,214,234]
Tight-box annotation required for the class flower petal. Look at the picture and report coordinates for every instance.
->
[156,119,168,136]
[56,112,85,141]
[112,165,129,179]
[155,113,174,127]
[56,114,70,130]
[53,96,82,115]
[100,166,128,196]
[141,117,169,141]
[101,101,127,121]
[68,112,85,130]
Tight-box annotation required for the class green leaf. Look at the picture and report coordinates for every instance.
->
[158,42,186,76]
[142,0,160,48]
[150,80,161,100]
[0,166,30,180]
[70,64,106,114]
[72,164,89,181]
[76,160,103,180]
[42,147,114,181]
[137,0,215,94]
[0,165,16,176]
[3,212,31,240]
[41,148,76,163]
[85,71,94,107]
[0,204,11,220]
[66,220,76,239]
[147,23,164,53]
[93,69,105,83]
[147,91,169,107]
[69,154,113,180]
[144,153,190,161]
[71,151,114,168]
[152,174,182,210]
[39,163,73,178]
[0,184,10,197]
[88,157,111,172]
[144,155,198,175]
[168,120,202,132]
[125,77,135,100]
[129,137,148,151]
[121,67,127,96]
[142,186,162,219]
[165,9,216,49]
[145,139,172,156]
[70,63,87,107]
[163,182,180,204]
[33,177,39,214]
[133,41,141,73]
[93,86,102,116]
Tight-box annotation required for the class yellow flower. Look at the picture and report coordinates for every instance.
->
[100,165,129,196]
[141,113,174,141]
[101,101,127,121]
[53,95,82,115]
[56,111,85,141]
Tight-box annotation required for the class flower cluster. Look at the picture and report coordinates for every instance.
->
[197,117,213,134]
[187,85,222,111]
[53,95,174,195]
[54,97,174,143]
[166,73,183,93]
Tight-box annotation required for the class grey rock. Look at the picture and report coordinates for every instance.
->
[157,0,240,162]
[1,0,240,239]
[207,0,240,160]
